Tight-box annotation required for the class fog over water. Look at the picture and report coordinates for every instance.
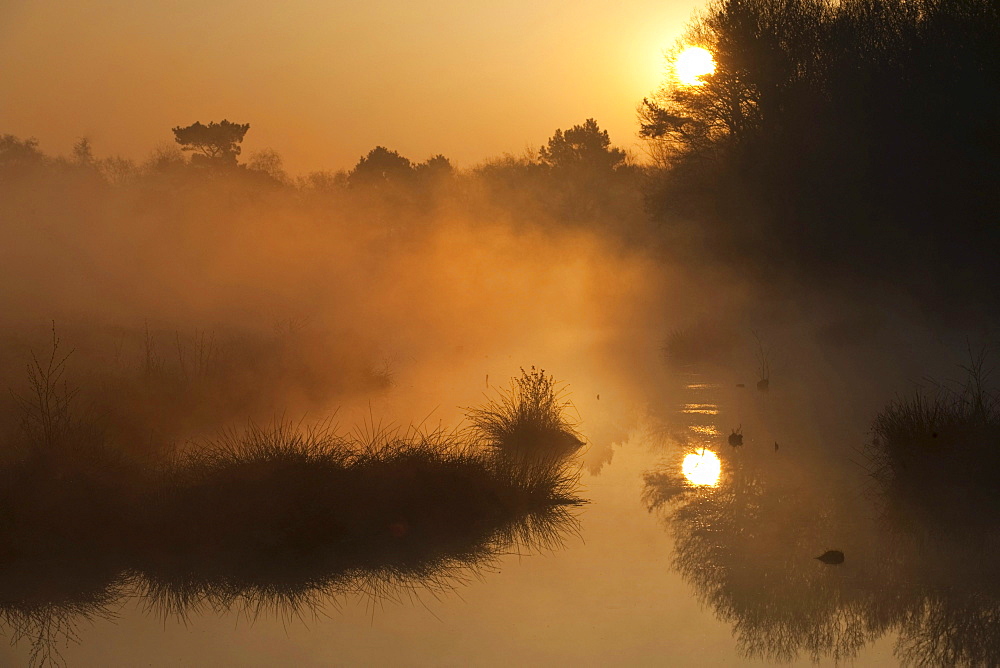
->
[2,147,991,665]
[2,0,999,664]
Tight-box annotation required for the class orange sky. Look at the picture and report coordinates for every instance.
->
[0,0,699,174]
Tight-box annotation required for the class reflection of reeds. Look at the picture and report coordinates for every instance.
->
[0,564,129,668]
[0,356,585,665]
[143,421,583,618]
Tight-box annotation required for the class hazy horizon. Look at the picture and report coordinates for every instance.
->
[0,0,700,173]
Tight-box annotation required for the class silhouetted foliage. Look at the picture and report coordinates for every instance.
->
[539,118,626,173]
[298,169,348,191]
[348,146,413,187]
[466,367,584,467]
[539,119,634,218]
[172,120,250,167]
[414,153,454,180]
[142,143,188,175]
[864,352,1000,536]
[641,0,1000,305]
[70,138,95,167]
[0,135,47,180]
[245,148,288,184]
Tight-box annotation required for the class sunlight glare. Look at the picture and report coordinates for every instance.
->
[674,46,716,86]
[682,449,721,486]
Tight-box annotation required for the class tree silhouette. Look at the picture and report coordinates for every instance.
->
[245,148,288,184]
[0,135,46,179]
[639,0,828,162]
[171,120,250,167]
[639,0,1000,300]
[348,146,412,186]
[414,154,454,179]
[71,138,96,167]
[539,118,626,173]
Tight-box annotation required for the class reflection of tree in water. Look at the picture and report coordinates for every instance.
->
[879,530,1000,667]
[646,424,1000,666]
[647,447,885,663]
[869,364,1000,667]
[896,588,1000,667]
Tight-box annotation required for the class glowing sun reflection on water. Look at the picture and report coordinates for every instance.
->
[682,449,721,486]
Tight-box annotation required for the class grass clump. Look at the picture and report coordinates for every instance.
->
[465,366,584,464]
[864,352,1000,534]
[140,421,582,621]
[0,349,587,663]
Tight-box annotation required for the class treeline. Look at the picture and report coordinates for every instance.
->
[0,117,644,239]
[641,0,999,305]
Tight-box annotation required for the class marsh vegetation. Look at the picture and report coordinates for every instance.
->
[864,353,1000,537]
[0,354,585,665]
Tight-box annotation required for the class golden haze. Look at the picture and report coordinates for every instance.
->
[0,0,701,173]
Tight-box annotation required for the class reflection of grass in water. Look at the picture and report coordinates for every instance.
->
[143,420,583,621]
[865,351,1000,534]
[862,353,1000,665]
[0,348,585,665]
[0,564,129,668]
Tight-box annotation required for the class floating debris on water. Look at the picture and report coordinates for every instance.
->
[816,550,845,565]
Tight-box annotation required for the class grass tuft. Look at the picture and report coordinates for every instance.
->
[0,356,587,664]
[465,366,584,464]
[864,350,1000,534]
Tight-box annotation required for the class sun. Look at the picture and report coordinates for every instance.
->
[674,46,716,86]
[682,449,721,486]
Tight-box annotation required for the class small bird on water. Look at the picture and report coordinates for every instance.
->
[816,550,845,565]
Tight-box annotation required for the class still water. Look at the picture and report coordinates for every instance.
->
[2,321,993,666]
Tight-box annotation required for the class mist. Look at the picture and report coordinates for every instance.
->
[0,133,678,445]
[2,0,999,664]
